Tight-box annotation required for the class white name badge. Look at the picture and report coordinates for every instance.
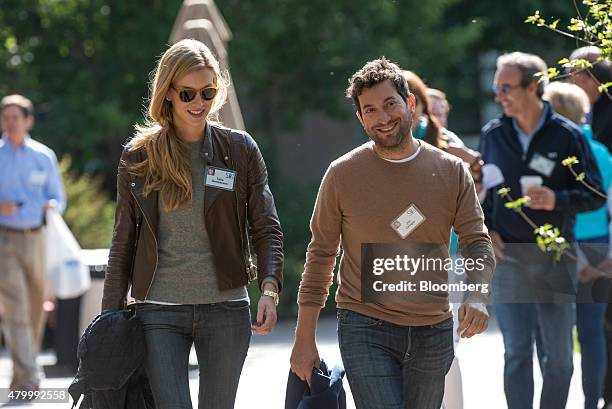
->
[29,170,47,186]
[391,204,426,239]
[205,166,236,191]
[528,153,555,177]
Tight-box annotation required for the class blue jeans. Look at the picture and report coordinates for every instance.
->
[576,301,607,409]
[492,253,575,409]
[575,235,609,409]
[135,301,251,409]
[495,302,574,409]
[337,309,454,409]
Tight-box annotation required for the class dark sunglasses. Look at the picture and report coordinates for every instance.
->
[172,85,218,102]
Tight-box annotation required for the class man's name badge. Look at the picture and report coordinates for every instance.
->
[528,153,555,177]
[29,170,47,186]
[205,166,236,191]
[391,204,426,239]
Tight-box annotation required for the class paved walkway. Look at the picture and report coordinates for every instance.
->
[0,316,586,408]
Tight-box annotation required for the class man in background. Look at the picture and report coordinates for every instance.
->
[481,52,604,409]
[427,88,450,129]
[0,94,65,393]
[568,46,612,151]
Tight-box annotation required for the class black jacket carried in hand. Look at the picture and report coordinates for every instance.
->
[285,359,346,409]
[68,308,155,409]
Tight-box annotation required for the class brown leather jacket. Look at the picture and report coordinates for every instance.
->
[101,124,284,311]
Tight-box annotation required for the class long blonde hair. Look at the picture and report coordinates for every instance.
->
[127,39,229,211]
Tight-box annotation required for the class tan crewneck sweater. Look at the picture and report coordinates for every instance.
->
[298,141,495,326]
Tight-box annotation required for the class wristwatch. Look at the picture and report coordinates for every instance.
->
[262,290,279,306]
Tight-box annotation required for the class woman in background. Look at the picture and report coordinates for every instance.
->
[402,71,483,193]
[402,70,479,409]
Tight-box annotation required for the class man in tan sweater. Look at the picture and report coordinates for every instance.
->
[290,58,495,409]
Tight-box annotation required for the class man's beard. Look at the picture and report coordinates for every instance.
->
[366,113,413,151]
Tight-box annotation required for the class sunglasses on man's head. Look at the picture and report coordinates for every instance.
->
[172,85,218,102]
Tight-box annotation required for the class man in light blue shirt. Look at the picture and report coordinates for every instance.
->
[0,94,65,394]
[0,127,66,228]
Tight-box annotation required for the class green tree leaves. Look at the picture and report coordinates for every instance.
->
[216,0,483,134]
[526,0,612,82]
[0,0,183,185]
[59,155,114,248]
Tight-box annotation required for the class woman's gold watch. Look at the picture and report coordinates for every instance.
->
[262,290,279,306]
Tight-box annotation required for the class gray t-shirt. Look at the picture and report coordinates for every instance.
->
[146,139,248,304]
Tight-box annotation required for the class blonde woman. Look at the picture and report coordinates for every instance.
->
[101,39,283,409]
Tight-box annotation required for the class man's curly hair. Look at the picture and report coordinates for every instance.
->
[346,57,409,114]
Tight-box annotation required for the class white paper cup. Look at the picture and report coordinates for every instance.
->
[520,175,543,196]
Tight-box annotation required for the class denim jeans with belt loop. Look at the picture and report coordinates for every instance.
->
[135,301,251,409]
[337,308,454,409]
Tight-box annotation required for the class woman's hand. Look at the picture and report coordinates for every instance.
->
[577,264,604,283]
[251,282,278,335]
[445,145,483,192]
[597,258,612,278]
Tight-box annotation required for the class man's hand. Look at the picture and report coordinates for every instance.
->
[290,305,322,385]
[251,282,278,335]
[490,231,505,261]
[290,339,320,385]
[0,201,18,216]
[526,186,555,211]
[457,302,489,339]
[43,199,58,210]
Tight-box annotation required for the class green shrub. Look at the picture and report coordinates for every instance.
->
[59,156,115,249]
